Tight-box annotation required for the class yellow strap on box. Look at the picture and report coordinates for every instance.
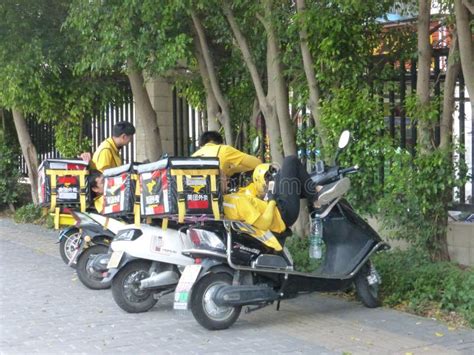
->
[46,169,89,212]
[79,174,86,212]
[134,176,141,227]
[134,203,140,227]
[170,169,219,176]
[50,173,57,212]
[54,207,60,230]
[162,218,168,231]
[176,175,186,223]
[210,175,220,220]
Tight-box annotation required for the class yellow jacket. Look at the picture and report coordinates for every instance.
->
[223,193,286,233]
[91,138,122,172]
[192,143,261,177]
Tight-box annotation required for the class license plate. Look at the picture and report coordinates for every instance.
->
[173,265,202,310]
[107,251,124,269]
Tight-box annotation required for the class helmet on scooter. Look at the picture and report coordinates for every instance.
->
[252,163,272,197]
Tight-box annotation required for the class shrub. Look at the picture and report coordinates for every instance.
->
[373,248,474,327]
[13,203,44,224]
[0,140,20,209]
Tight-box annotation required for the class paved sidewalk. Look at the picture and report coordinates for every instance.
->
[0,217,473,354]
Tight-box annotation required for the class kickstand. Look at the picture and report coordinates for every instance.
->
[276,300,281,311]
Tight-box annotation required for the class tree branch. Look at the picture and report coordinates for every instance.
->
[296,0,325,145]
[462,0,474,13]
[222,1,268,109]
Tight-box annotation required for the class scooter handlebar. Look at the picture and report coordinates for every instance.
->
[339,165,359,175]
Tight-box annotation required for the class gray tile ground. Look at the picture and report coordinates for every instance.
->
[0,217,473,354]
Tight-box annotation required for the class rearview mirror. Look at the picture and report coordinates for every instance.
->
[338,130,350,149]
[251,136,261,155]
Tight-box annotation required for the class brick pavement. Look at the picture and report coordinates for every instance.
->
[0,217,473,354]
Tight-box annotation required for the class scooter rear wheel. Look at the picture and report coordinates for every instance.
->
[354,262,380,308]
[59,228,81,268]
[191,273,241,330]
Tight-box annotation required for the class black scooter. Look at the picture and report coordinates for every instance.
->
[68,211,118,290]
[176,131,390,330]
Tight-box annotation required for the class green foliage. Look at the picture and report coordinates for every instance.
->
[285,235,321,273]
[13,203,43,224]
[55,119,91,157]
[378,147,468,252]
[373,248,474,327]
[66,0,193,77]
[0,140,20,208]
[0,0,123,147]
[319,87,391,213]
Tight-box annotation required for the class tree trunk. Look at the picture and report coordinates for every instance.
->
[126,58,162,161]
[264,0,296,157]
[222,0,283,163]
[296,0,326,150]
[264,68,284,163]
[12,109,39,205]
[193,34,221,132]
[416,0,433,154]
[427,213,451,262]
[191,11,233,144]
[454,0,474,116]
[440,32,461,149]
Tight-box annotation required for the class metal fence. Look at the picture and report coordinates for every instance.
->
[295,48,472,206]
[18,83,135,174]
[19,85,202,174]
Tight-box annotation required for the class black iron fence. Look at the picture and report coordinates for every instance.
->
[296,48,472,205]
[19,85,202,175]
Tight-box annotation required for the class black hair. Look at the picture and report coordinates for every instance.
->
[199,131,223,146]
[112,121,136,137]
[88,170,103,197]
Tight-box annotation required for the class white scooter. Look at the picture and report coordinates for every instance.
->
[99,221,195,313]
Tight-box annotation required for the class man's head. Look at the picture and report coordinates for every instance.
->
[89,170,104,197]
[112,121,135,148]
[199,131,223,146]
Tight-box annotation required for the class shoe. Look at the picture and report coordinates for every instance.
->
[316,177,351,206]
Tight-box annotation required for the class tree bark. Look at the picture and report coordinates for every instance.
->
[265,59,284,164]
[263,0,297,157]
[416,0,433,154]
[440,32,461,149]
[462,0,474,13]
[428,213,451,262]
[454,0,474,116]
[127,58,163,161]
[193,34,221,131]
[12,109,39,205]
[222,0,284,163]
[191,11,233,144]
[296,0,326,149]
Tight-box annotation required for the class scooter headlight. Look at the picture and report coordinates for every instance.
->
[115,229,142,242]
[187,228,225,250]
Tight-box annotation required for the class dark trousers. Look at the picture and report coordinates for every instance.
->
[273,156,317,227]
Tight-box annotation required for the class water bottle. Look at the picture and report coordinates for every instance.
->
[309,215,323,259]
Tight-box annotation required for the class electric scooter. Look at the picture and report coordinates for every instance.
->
[63,211,128,289]
[98,221,195,313]
[175,131,391,330]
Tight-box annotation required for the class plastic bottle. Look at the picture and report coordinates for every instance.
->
[309,215,323,259]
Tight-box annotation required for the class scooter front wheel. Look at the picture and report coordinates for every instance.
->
[191,273,241,330]
[111,260,158,313]
[354,262,380,308]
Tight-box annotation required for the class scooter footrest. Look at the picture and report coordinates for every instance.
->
[252,254,290,269]
[214,285,278,307]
